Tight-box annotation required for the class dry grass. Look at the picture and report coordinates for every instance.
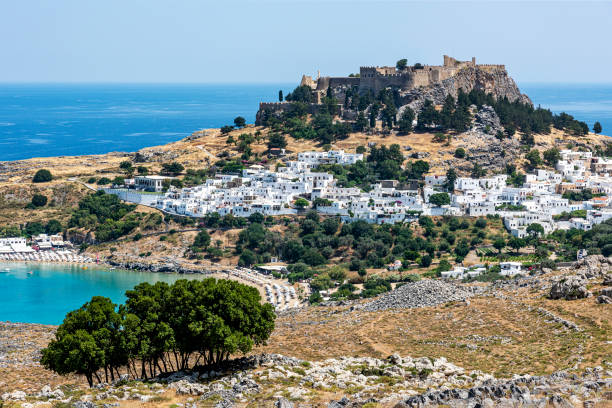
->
[257,287,611,378]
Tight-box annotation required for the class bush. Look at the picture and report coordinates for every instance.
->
[32,169,52,183]
[97,177,112,185]
[474,218,487,229]
[420,255,432,267]
[454,148,466,158]
[31,194,48,207]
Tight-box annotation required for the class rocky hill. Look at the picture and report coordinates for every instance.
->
[398,65,531,114]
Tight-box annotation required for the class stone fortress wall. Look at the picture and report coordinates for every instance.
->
[256,55,514,125]
[302,55,507,96]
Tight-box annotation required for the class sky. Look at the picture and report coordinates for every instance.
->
[1,0,611,84]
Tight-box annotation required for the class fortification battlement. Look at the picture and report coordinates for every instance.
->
[282,56,508,108]
[477,64,506,70]
[259,102,289,108]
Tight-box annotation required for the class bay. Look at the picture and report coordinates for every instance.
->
[0,262,203,325]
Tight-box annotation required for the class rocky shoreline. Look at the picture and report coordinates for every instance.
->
[106,259,218,275]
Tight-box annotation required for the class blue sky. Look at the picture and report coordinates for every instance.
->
[1,0,610,83]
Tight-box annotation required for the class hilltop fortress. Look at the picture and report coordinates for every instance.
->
[256,55,530,124]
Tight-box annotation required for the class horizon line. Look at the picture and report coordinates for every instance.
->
[1,81,612,87]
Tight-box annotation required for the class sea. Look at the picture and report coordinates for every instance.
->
[0,262,204,325]
[0,82,610,161]
[0,83,292,161]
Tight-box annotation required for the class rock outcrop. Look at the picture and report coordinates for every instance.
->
[549,275,592,300]
[399,65,531,113]
[362,280,475,311]
[573,254,612,278]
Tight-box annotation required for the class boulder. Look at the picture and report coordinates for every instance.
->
[73,402,96,408]
[549,275,591,300]
[1,390,26,401]
[275,397,294,408]
[600,287,612,298]
[169,380,210,396]
[38,385,65,399]
[596,295,612,304]
[574,255,612,278]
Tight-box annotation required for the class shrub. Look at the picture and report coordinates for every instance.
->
[454,148,466,158]
[32,169,52,183]
[31,194,48,207]
[420,255,432,267]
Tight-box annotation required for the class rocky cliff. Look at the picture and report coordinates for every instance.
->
[399,65,531,113]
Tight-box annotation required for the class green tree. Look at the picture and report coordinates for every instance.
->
[119,161,133,174]
[234,116,246,128]
[454,148,466,158]
[41,296,125,386]
[220,125,234,134]
[32,169,52,183]
[301,248,326,266]
[161,162,184,175]
[470,163,486,178]
[508,236,525,254]
[416,100,440,131]
[543,148,561,166]
[193,230,211,250]
[429,193,450,206]
[397,107,415,133]
[354,112,368,131]
[238,249,257,266]
[593,121,602,134]
[45,219,63,234]
[278,90,283,102]
[285,85,313,103]
[420,254,432,267]
[396,58,408,70]
[267,133,287,149]
[526,223,545,237]
[525,149,542,170]
[445,168,458,191]
[294,198,309,209]
[322,217,340,235]
[31,194,48,207]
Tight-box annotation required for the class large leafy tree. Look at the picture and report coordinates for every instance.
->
[42,279,275,386]
[41,296,125,386]
[429,192,450,206]
[593,121,602,134]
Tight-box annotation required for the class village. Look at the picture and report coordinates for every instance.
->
[113,148,611,234]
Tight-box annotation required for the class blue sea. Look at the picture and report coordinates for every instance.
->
[0,83,610,162]
[521,83,612,135]
[0,83,292,161]
[0,262,204,325]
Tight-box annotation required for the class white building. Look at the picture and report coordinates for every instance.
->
[500,262,523,276]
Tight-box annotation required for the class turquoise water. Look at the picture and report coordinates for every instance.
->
[0,262,203,325]
[0,83,609,162]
